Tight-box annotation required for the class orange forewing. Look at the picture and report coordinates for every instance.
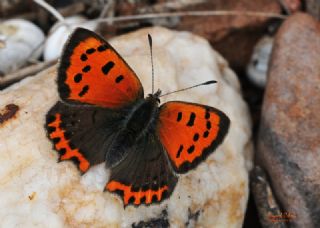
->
[47,113,90,173]
[58,28,143,108]
[157,102,230,173]
[106,181,168,206]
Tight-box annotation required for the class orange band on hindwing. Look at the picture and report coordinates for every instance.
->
[47,113,90,173]
[106,181,169,206]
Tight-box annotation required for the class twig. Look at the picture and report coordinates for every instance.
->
[58,2,85,17]
[86,10,287,25]
[38,9,286,35]
[137,1,205,14]
[0,35,6,49]
[0,60,57,88]
[278,0,292,14]
[96,0,115,32]
[17,2,85,21]
[99,0,115,19]
[27,39,46,64]
[33,0,65,22]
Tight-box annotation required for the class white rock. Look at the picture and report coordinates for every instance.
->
[0,19,45,75]
[0,27,252,227]
[44,15,98,61]
[246,36,274,88]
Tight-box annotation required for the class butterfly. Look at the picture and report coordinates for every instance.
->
[45,28,230,207]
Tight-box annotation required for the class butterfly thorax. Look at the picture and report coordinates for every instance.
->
[124,91,161,139]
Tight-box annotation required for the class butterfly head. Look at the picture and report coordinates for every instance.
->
[147,89,161,103]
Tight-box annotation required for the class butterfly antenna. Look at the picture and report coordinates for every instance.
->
[159,80,217,97]
[148,34,154,94]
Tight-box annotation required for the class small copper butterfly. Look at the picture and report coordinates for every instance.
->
[45,28,230,207]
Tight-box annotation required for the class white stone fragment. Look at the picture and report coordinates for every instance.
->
[44,15,98,61]
[0,19,45,75]
[246,36,274,88]
[0,27,252,227]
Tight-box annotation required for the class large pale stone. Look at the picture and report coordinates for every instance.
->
[0,27,252,227]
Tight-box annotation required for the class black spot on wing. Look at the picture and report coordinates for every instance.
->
[151,195,158,203]
[53,137,60,144]
[128,196,135,204]
[70,156,81,167]
[205,109,210,119]
[187,145,195,154]
[206,121,211,129]
[203,131,209,138]
[86,48,96,54]
[69,142,77,150]
[177,112,182,122]
[58,148,66,156]
[80,54,87,61]
[176,145,183,158]
[47,115,56,123]
[82,65,91,73]
[98,44,108,52]
[193,133,199,142]
[187,112,196,126]
[78,85,89,97]
[102,61,115,75]
[140,196,146,204]
[74,73,82,83]
[113,189,124,198]
[47,126,56,133]
[115,75,124,83]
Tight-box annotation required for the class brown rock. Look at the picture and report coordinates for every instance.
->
[257,13,320,227]
[279,0,302,13]
[176,0,282,71]
[0,0,30,17]
[113,0,282,71]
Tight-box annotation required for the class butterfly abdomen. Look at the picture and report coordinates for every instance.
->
[104,96,160,169]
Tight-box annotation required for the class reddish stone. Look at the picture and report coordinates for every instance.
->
[280,0,302,13]
[113,0,282,71]
[175,0,281,70]
[257,13,320,227]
